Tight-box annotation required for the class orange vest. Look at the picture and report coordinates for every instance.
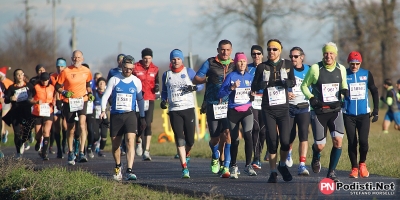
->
[32,83,55,116]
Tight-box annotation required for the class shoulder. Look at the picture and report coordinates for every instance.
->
[310,63,320,71]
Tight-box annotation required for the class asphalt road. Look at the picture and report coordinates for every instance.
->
[1,147,399,200]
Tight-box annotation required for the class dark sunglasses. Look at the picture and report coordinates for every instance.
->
[289,55,300,59]
[350,63,361,66]
[251,52,262,56]
[267,48,278,52]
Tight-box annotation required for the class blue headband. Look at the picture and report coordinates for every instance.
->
[56,59,67,67]
[170,49,184,61]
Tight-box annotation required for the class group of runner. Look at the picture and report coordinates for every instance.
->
[0,40,383,183]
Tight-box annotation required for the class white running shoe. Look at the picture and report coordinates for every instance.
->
[113,166,123,181]
[136,139,143,156]
[142,150,151,161]
[285,150,293,167]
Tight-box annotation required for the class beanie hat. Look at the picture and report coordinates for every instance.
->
[347,51,362,63]
[117,54,125,62]
[141,48,153,58]
[35,64,45,73]
[0,67,7,77]
[234,52,247,63]
[251,45,263,55]
[40,72,50,81]
[56,59,67,67]
[170,49,184,61]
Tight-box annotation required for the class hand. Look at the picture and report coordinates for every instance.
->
[267,81,275,87]
[154,84,159,93]
[200,102,207,114]
[370,109,379,123]
[37,100,42,104]
[309,97,322,109]
[11,95,17,102]
[62,90,74,98]
[140,117,147,131]
[340,89,349,98]
[56,100,62,110]
[186,85,198,92]
[101,118,110,128]
[285,79,294,88]
[288,92,295,100]
[160,100,167,109]
[88,93,95,101]
[232,79,240,90]
[258,81,267,90]
[99,111,107,119]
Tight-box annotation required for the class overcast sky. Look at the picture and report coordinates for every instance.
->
[0,0,333,73]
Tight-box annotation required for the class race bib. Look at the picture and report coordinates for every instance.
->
[136,100,149,112]
[349,82,366,100]
[95,105,102,119]
[263,70,270,82]
[15,87,28,102]
[292,77,304,96]
[86,101,93,114]
[252,95,262,110]
[39,103,51,117]
[234,87,251,104]
[322,83,339,102]
[213,104,227,119]
[69,97,84,112]
[116,93,132,111]
[171,87,188,102]
[267,86,286,106]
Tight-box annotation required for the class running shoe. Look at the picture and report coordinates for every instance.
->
[327,170,339,182]
[186,156,191,168]
[24,142,30,151]
[264,152,270,161]
[113,166,122,181]
[277,164,293,182]
[39,152,49,161]
[229,165,238,179]
[125,170,137,180]
[15,153,22,159]
[136,139,143,156]
[78,152,88,162]
[142,150,151,161]
[219,166,230,178]
[87,148,94,158]
[57,151,63,159]
[35,141,41,151]
[349,167,358,178]
[98,150,106,157]
[251,161,262,170]
[311,155,321,173]
[1,130,8,143]
[211,159,220,174]
[181,168,190,179]
[244,165,257,176]
[174,154,180,159]
[359,163,369,178]
[48,147,55,154]
[0,150,4,158]
[298,164,310,176]
[67,152,76,165]
[285,150,293,167]
[236,167,241,175]
[267,172,278,183]
[20,143,25,155]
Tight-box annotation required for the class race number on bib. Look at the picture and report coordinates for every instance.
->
[171,88,188,102]
[135,100,149,112]
[322,83,339,102]
[39,103,51,117]
[86,101,94,114]
[213,104,227,119]
[252,95,262,110]
[116,93,133,111]
[234,88,251,104]
[95,105,102,119]
[292,77,304,96]
[267,86,286,106]
[69,97,84,112]
[15,87,28,102]
[349,82,366,100]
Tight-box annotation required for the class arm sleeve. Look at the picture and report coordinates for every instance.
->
[195,60,210,78]
[301,64,318,99]
[218,74,232,99]
[161,72,168,101]
[101,77,116,111]
[340,65,348,89]
[288,62,296,87]
[367,71,379,111]
[4,86,12,104]
[28,83,35,99]
[155,71,159,85]
[134,77,145,117]
[188,68,204,91]
[251,64,264,91]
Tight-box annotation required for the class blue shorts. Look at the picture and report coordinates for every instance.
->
[384,111,400,125]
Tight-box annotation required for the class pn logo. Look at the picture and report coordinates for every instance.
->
[319,178,335,195]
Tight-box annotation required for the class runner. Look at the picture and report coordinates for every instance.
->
[93,77,109,157]
[160,49,203,178]
[0,67,12,146]
[132,48,159,161]
[193,39,236,178]
[381,79,400,134]
[31,72,55,160]
[251,39,295,183]
[82,63,97,159]
[287,47,311,175]
[218,52,256,179]
[343,51,379,178]
[0,72,5,158]
[29,64,46,85]
[301,42,348,182]
[248,45,267,169]
[55,50,94,165]
[99,55,147,181]
[3,69,35,158]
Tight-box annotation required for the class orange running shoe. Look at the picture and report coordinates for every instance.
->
[349,168,358,178]
[359,163,369,178]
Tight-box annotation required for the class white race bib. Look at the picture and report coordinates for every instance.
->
[171,87,188,102]
[292,77,303,96]
[95,105,102,119]
[86,101,93,114]
[267,86,286,106]
[135,100,149,112]
[15,87,28,102]
[322,83,339,102]
[252,95,262,110]
[39,103,51,117]
[213,104,227,119]
[349,82,366,100]
[116,93,132,111]
[263,70,270,82]
[234,87,251,104]
[69,97,84,112]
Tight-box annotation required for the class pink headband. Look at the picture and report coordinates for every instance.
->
[234,52,247,63]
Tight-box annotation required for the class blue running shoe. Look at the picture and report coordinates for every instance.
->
[182,168,190,178]
[78,152,88,163]
[251,161,262,169]
[0,150,4,158]
[68,152,76,165]
[1,130,8,143]
[285,150,293,167]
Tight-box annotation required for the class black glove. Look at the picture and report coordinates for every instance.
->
[186,85,198,92]
[154,84,159,93]
[340,89,349,98]
[380,96,385,102]
[370,109,379,123]
[160,100,167,109]
[200,102,207,114]
[309,97,322,109]
[250,95,255,102]
[56,100,62,110]
[285,79,294,88]
[267,81,275,87]
[258,81,267,90]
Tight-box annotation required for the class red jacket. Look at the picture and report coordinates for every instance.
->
[133,61,159,100]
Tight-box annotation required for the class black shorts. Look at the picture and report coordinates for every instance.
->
[34,114,54,125]
[110,111,138,137]
[62,101,88,123]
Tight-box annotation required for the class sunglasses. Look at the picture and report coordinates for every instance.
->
[267,48,278,52]
[350,63,361,66]
[251,52,262,56]
[289,55,300,59]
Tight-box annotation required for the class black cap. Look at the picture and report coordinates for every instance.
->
[397,79,400,84]
[141,48,153,58]
[122,55,135,64]
[251,45,263,55]
[35,64,45,73]
[40,72,50,81]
